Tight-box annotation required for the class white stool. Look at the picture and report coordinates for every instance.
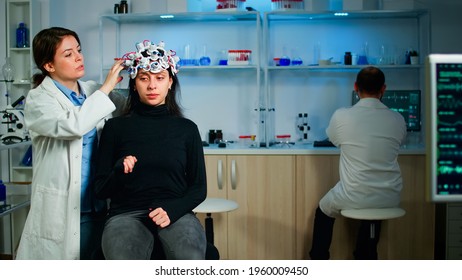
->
[341,207,405,237]
[193,198,239,245]
[341,207,405,259]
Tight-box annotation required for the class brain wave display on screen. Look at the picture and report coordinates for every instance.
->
[436,63,462,196]
[351,90,421,131]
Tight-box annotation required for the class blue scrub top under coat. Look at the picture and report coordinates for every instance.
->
[53,80,106,213]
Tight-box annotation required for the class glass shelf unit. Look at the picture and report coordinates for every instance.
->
[261,9,430,147]
[4,0,39,184]
[262,9,430,68]
[100,11,260,23]
[0,141,31,184]
[264,9,429,21]
[5,0,41,102]
[98,11,264,145]
[98,11,261,80]
[266,64,423,71]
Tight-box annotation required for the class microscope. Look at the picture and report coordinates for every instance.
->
[1,96,29,145]
[297,112,311,142]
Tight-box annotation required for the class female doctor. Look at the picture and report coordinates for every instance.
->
[15,27,126,259]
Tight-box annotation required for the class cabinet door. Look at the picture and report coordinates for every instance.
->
[227,155,296,259]
[384,155,434,259]
[295,155,345,259]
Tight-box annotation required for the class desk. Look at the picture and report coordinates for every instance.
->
[1,194,30,258]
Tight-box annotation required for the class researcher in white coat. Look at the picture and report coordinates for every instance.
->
[309,66,407,260]
[16,27,126,260]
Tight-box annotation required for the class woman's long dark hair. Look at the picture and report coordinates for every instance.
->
[31,27,81,88]
[125,67,184,118]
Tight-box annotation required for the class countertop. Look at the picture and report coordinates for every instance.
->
[0,194,30,218]
[203,142,426,155]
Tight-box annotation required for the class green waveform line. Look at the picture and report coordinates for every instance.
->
[439,165,462,174]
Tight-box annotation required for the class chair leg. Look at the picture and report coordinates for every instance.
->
[354,220,382,260]
[204,213,220,260]
[205,213,214,244]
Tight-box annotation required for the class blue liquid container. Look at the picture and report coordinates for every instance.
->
[0,180,6,205]
[357,55,368,65]
[199,56,211,66]
[291,58,303,66]
[16,22,29,48]
[279,57,291,66]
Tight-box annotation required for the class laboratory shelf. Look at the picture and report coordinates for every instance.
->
[100,11,259,23]
[264,9,429,21]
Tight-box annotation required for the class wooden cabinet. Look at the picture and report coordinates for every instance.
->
[295,155,341,259]
[203,153,432,260]
[391,154,434,259]
[202,154,296,259]
[295,154,434,259]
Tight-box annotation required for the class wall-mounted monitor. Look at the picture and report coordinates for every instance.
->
[426,54,462,202]
[351,90,421,132]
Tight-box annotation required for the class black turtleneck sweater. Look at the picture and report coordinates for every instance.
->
[94,104,207,223]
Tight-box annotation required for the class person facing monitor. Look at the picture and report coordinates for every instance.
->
[351,89,421,132]
[309,66,407,259]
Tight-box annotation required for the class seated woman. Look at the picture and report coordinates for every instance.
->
[94,40,207,260]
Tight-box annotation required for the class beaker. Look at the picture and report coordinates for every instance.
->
[199,45,211,66]
[357,42,369,65]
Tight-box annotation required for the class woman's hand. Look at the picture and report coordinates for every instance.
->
[122,155,137,174]
[99,59,125,94]
[148,207,171,228]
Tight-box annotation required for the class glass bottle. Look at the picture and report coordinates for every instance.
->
[0,180,6,206]
[2,57,15,82]
[208,129,216,144]
[2,57,15,103]
[344,52,352,65]
[16,22,29,48]
[313,42,321,65]
[119,0,128,13]
[215,130,223,143]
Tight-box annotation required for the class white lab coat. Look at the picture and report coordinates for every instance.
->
[15,76,126,260]
[319,98,407,217]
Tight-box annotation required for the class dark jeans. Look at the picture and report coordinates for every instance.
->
[80,212,106,260]
[309,206,382,260]
[101,210,206,260]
